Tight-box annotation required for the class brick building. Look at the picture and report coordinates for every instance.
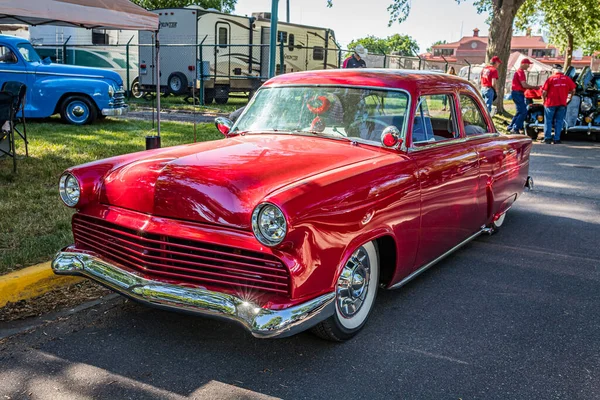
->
[422,28,599,71]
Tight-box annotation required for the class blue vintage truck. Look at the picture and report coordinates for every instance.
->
[0,35,127,125]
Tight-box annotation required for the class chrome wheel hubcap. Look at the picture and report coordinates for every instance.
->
[72,106,85,117]
[337,246,370,319]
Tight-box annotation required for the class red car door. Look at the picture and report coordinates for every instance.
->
[456,93,513,224]
[408,93,483,268]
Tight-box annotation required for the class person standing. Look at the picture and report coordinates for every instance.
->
[507,58,539,134]
[343,45,367,69]
[541,64,576,144]
[480,56,501,112]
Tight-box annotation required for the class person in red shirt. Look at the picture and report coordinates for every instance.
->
[480,55,501,112]
[541,64,576,144]
[507,58,540,134]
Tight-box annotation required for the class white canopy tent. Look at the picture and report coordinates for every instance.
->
[0,0,163,147]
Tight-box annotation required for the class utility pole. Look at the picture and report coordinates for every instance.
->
[286,0,290,22]
[268,0,279,78]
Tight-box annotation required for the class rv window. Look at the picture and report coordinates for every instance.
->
[278,31,288,43]
[218,27,228,48]
[313,47,324,61]
[288,34,295,51]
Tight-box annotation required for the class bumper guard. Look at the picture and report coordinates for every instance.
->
[52,250,335,338]
[102,105,129,117]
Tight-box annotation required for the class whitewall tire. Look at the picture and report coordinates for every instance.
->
[312,241,379,341]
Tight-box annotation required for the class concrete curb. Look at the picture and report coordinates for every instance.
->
[0,262,82,308]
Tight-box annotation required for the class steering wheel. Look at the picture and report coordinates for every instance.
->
[348,118,391,140]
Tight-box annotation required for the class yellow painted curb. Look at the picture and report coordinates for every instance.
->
[0,262,82,307]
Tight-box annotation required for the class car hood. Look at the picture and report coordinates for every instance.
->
[34,63,122,85]
[99,135,384,229]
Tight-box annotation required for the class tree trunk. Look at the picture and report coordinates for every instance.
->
[487,0,526,115]
[563,31,574,70]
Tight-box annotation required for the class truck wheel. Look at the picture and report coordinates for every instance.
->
[131,78,144,99]
[167,72,188,96]
[60,96,97,125]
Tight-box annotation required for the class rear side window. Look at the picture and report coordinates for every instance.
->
[412,94,458,145]
[459,95,489,135]
[0,46,17,64]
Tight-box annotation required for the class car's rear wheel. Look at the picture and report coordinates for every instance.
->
[60,96,97,125]
[312,241,379,341]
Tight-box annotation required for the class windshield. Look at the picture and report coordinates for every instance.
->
[233,86,410,144]
[17,43,41,63]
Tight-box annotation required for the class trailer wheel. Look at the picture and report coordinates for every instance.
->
[214,86,229,105]
[167,72,188,96]
[203,89,215,105]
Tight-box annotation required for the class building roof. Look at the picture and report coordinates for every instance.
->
[432,35,555,51]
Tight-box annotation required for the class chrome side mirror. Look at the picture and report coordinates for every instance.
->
[215,117,234,137]
[381,126,402,148]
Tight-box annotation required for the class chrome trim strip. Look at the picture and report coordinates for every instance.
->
[52,250,335,338]
[0,69,106,79]
[408,133,499,152]
[387,228,485,290]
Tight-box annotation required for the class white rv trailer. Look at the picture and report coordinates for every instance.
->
[138,6,339,104]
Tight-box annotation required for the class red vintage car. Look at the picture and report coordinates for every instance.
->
[52,70,533,341]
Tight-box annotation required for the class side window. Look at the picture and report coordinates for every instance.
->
[218,27,228,48]
[459,95,489,135]
[0,46,17,64]
[313,47,324,61]
[73,50,113,68]
[288,34,295,51]
[278,31,288,43]
[412,94,458,145]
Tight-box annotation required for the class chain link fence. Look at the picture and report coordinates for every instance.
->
[32,41,554,104]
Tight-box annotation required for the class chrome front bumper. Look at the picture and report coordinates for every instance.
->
[102,105,129,116]
[526,122,544,130]
[52,250,335,338]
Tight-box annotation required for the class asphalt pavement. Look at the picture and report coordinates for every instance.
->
[1,138,599,400]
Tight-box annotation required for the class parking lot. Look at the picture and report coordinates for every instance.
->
[1,139,599,399]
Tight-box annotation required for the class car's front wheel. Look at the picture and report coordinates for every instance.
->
[60,96,97,125]
[312,241,379,341]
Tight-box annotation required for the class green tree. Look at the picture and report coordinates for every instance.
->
[348,34,418,56]
[427,40,447,53]
[329,0,529,113]
[516,0,600,69]
[130,0,236,13]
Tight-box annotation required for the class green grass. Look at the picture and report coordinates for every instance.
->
[0,117,221,275]
[129,94,249,114]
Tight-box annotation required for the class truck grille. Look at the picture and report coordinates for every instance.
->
[72,214,291,295]
[112,91,126,107]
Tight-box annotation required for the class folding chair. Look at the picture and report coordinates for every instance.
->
[0,91,16,172]
[1,81,28,157]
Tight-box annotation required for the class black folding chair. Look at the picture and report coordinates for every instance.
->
[1,81,28,157]
[0,91,17,172]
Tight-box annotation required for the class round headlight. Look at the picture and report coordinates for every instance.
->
[59,173,80,207]
[252,203,287,246]
[108,85,115,98]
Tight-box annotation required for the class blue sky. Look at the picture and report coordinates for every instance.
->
[234,0,493,52]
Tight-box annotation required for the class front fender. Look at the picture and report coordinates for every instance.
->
[33,76,115,116]
[265,153,420,300]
